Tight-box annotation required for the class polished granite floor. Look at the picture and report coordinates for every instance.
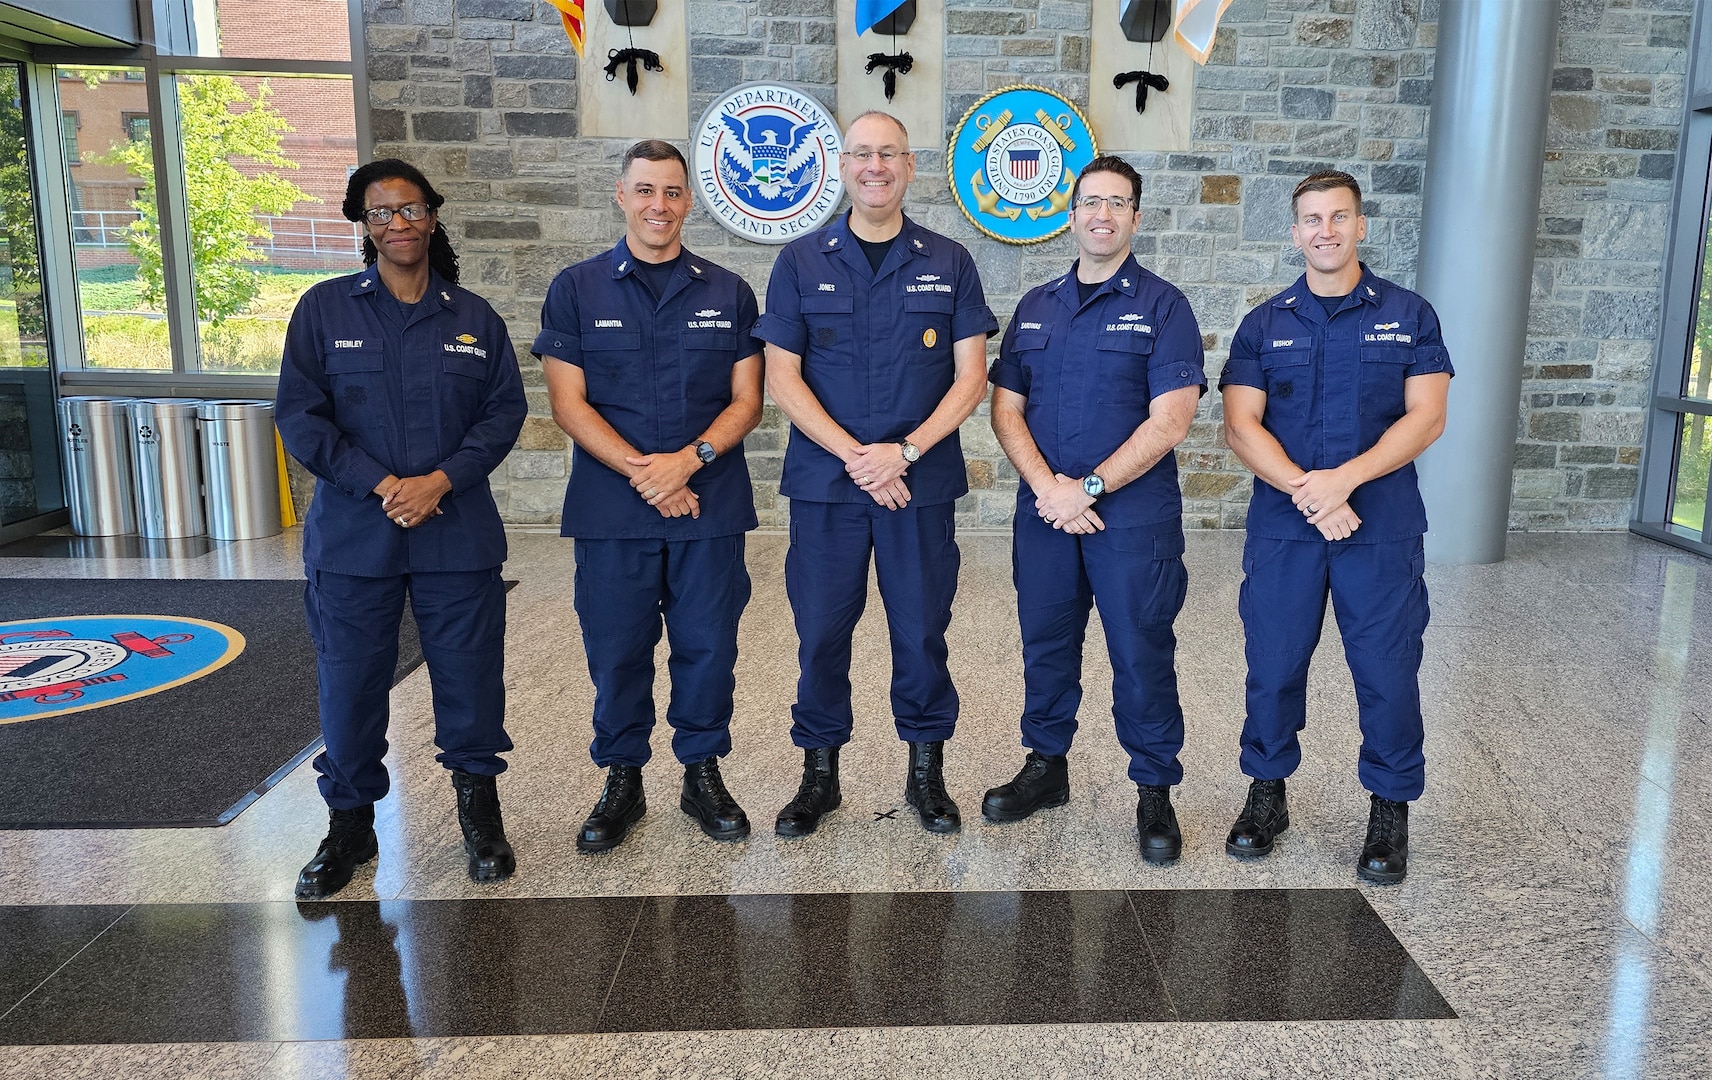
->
[0,527,1707,1078]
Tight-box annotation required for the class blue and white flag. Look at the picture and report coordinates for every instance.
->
[855,0,909,36]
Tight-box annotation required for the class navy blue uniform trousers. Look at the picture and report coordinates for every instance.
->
[1238,535,1430,802]
[573,535,751,768]
[304,568,511,809]
[786,500,960,748]
[1014,512,1189,786]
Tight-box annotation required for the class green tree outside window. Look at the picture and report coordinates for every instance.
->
[107,74,314,327]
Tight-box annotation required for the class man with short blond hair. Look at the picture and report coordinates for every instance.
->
[1219,169,1453,884]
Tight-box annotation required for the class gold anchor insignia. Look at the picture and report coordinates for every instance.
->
[1026,179,1074,221]
[970,171,1022,221]
[1035,110,1076,151]
[970,109,1013,153]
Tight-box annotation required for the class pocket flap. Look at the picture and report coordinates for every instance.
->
[801,294,854,314]
[1260,348,1311,370]
[582,329,642,351]
[685,330,737,352]
[1096,332,1156,354]
[903,292,955,314]
[325,348,384,374]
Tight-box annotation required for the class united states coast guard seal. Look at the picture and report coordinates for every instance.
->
[948,85,1099,245]
[694,83,844,245]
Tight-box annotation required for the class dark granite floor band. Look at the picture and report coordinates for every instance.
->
[0,889,1453,1045]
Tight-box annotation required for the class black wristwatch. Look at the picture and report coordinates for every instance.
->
[1082,473,1106,499]
[900,441,921,463]
[693,440,717,464]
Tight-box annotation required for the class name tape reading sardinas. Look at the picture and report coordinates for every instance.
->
[694,83,845,245]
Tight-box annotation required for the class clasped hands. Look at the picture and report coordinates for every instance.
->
[375,471,450,528]
[1034,473,1104,534]
[1288,468,1362,541]
[626,446,702,519]
[844,442,911,510]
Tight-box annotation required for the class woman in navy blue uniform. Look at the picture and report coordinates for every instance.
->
[277,160,526,899]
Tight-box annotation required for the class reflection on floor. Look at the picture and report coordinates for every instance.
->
[0,890,1451,1045]
[0,528,1707,1078]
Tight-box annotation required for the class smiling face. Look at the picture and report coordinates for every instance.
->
[616,155,690,262]
[364,177,436,273]
[838,113,915,222]
[1069,168,1140,266]
[1291,186,1367,289]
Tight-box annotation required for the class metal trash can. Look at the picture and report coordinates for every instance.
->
[58,396,137,536]
[197,399,282,541]
[131,398,206,539]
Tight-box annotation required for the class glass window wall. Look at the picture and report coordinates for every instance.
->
[176,73,359,374]
[0,61,65,527]
[57,66,174,372]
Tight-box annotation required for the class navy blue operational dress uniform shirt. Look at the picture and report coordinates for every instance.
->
[533,238,762,540]
[1217,265,1453,804]
[1219,265,1453,542]
[277,267,526,808]
[756,212,999,506]
[532,239,762,769]
[988,254,1205,787]
[989,253,1207,530]
[277,268,527,574]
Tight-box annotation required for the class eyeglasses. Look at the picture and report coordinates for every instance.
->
[1073,195,1136,213]
[363,203,432,226]
[843,150,909,164]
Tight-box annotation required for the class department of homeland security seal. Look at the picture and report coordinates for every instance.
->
[948,85,1099,245]
[0,615,245,725]
[694,83,844,245]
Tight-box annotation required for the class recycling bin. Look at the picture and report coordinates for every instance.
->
[58,396,137,536]
[197,399,282,541]
[131,398,205,539]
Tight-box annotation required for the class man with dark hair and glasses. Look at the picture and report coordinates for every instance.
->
[1218,170,1452,884]
[535,139,764,853]
[981,155,1205,863]
[758,110,998,838]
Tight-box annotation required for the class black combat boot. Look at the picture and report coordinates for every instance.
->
[775,747,841,838]
[981,751,1070,823]
[1136,784,1182,864]
[904,740,961,834]
[295,804,378,900]
[1357,794,1410,884]
[681,757,751,841]
[451,770,516,882]
[1225,778,1289,858]
[577,764,646,853]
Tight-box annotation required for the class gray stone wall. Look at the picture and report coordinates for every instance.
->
[362,0,1691,531]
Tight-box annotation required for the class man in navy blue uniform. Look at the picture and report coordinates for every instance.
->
[758,111,998,837]
[1219,170,1452,884]
[537,140,764,853]
[278,159,527,899]
[981,156,1205,863]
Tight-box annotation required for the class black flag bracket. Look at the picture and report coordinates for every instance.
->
[1113,70,1169,114]
[865,51,914,102]
[605,47,662,95]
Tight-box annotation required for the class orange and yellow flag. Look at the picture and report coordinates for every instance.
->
[545,0,585,56]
